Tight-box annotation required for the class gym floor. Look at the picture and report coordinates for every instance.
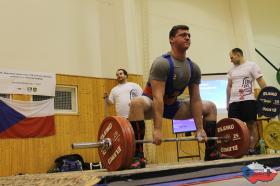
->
[0,154,279,186]
[96,154,280,186]
[149,170,280,186]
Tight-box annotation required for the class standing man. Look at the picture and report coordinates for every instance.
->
[128,25,224,168]
[105,69,143,168]
[227,48,267,155]
[104,68,142,119]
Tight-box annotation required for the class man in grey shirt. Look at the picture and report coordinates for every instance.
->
[128,25,224,168]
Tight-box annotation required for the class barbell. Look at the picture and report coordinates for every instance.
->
[72,116,250,171]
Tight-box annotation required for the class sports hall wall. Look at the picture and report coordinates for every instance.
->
[0,0,279,84]
[0,0,279,176]
[0,73,202,176]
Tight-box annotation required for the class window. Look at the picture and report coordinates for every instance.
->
[32,85,78,114]
[0,94,11,99]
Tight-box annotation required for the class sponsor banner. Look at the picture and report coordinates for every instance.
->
[0,69,55,96]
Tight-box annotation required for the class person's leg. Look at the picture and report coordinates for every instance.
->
[128,96,152,121]
[128,96,152,168]
[246,121,259,151]
[228,102,241,119]
[173,100,226,160]
[201,101,219,160]
[172,100,193,120]
[240,100,259,154]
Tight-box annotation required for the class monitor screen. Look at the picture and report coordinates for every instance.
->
[172,118,197,134]
[200,74,228,114]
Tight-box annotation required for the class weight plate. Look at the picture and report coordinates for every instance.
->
[97,116,129,171]
[216,118,250,158]
[263,121,280,150]
[116,117,135,169]
[257,86,280,118]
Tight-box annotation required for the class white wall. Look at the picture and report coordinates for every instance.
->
[0,0,143,78]
[0,0,278,85]
[144,0,236,74]
[0,0,100,76]
[247,0,280,87]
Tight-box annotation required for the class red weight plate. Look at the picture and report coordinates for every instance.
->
[97,116,129,171]
[114,117,136,169]
[216,118,250,158]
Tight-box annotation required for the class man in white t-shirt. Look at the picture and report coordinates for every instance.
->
[105,69,143,118]
[104,69,145,168]
[227,48,266,155]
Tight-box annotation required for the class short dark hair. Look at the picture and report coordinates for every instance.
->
[231,48,243,56]
[169,25,189,39]
[117,68,128,77]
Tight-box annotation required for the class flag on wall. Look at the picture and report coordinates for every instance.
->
[0,97,55,138]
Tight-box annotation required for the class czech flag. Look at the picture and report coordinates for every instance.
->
[0,97,55,138]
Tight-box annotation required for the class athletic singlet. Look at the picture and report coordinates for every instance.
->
[143,53,193,105]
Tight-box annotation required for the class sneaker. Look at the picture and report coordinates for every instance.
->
[204,149,232,161]
[128,157,141,169]
[139,157,147,168]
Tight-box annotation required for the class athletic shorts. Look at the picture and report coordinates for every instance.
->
[163,101,180,119]
[228,100,257,122]
[142,95,180,119]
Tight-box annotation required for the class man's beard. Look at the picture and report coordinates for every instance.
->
[117,78,125,84]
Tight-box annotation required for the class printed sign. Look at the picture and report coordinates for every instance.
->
[0,69,55,96]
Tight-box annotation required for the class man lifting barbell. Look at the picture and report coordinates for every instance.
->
[128,25,227,167]
[71,25,279,172]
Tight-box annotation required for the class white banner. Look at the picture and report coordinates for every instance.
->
[0,69,56,96]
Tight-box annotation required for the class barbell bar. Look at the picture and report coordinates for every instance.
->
[72,136,229,150]
[71,116,250,171]
[137,136,228,143]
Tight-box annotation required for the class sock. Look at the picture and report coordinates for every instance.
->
[204,121,218,160]
[130,120,145,158]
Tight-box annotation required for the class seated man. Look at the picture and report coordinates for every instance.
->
[128,25,224,168]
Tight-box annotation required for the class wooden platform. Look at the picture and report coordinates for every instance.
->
[0,154,279,186]
[97,154,280,185]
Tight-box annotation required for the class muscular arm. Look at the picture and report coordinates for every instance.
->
[256,76,267,89]
[150,79,165,144]
[226,79,232,109]
[151,79,165,130]
[188,84,203,130]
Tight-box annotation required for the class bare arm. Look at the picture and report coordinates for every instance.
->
[150,79,165,145]
[104,92,113,104]
[256,76,267,89]
[226,79,232,109]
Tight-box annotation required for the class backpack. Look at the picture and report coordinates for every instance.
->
[54,154,84,172]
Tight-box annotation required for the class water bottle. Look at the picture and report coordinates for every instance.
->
[259,138,266,154]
